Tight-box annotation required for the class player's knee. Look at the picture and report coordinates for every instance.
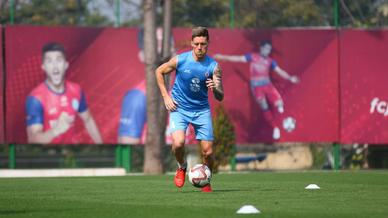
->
[258,100,269,110]
[202,147,213,158]
[275,100,283,107]
[171,131,186,149]
[172,138,185,149]
[275,100,284,113]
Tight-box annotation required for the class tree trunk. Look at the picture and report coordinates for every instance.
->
[161,0,173,62]
[156,0,173,168]
[143,0,164,174]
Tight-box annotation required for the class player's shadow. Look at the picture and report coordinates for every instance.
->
[213,188,254,193]
[180,187,256,193]
[0,210,28,215]
[215,186,279,193]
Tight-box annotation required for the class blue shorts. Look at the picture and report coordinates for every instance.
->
[169,108,213,141]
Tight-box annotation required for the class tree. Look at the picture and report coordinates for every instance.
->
[143,0,174,175]
[167,0,329,28]
[339,0,388,27]
[161,0,173,62]
[0,0,110,26]
[171,0,229,27]
[143,0,164,174]
[3,1,388,28]
[228,0,330,28]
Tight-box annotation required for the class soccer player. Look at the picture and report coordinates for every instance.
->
[156,27,224,192]
[214,40,299,140]
[26,42,103,144]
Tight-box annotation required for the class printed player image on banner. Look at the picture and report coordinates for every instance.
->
[6,25,146,145]
[25,42,103,145]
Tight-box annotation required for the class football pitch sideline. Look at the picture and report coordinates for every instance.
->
[0,171,387,218]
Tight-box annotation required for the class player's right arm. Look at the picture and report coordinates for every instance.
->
[213,54,247,63]
[273,65,299,84]
[26,96,72,143]
[155,56,178,111]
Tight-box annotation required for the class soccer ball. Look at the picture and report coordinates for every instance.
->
[282,116,296,132]
[188,164,212,188]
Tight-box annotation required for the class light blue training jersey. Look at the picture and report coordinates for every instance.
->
[172,51,218,112]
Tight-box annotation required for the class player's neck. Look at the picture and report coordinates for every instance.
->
[45,80,65,94]
[260,53,270,59]
[191,51,206,62]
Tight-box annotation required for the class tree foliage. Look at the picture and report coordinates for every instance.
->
[228,0,330,28]
[339,0,388,27]
[206,105,236,173]
[167,0,388,28]
[0,0,111,26]
[169,0,229,27]
[2,0,388,28]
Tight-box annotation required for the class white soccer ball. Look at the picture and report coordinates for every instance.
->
[188,164,212,188]
[282,116,296,132]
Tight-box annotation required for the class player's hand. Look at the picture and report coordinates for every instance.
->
[206,78,216,91]
[53,112,74,137]
[289,76,299,84]
[163,95,178,111]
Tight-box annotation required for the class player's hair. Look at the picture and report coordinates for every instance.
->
[42,42,67,58]
[260,40,272,47]
[192,27,209,41]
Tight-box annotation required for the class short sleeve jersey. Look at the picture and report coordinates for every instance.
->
[26,81,87,144]
[245,53,277,83]
[118,85,147,139]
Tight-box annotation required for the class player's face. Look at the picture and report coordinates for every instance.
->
[41,51,68,87]
[260,44,272,57]
[191,36,208,60]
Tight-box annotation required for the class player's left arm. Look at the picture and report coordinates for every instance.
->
[79,110,103,144]
[207,65,224,101]
[273,66,299,84]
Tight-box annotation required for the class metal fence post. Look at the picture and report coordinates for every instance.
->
[229,0,234,28]
[9,144,16,169]
[333,143,341,170]
[115,145,123,167]
[122,145,132,173]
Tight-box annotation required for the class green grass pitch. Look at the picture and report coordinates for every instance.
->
[1,171,388,218]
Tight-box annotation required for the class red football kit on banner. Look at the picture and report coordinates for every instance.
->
[26,81,87,144]
[247,53,282,103]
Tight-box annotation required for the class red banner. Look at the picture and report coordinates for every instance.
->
[5,26,340,144]
[340,30,388,144]
[0,26,4,143]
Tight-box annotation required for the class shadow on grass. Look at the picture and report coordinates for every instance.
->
[178,187,261,193]
[0,210,28,215]
[0,207,90,216]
